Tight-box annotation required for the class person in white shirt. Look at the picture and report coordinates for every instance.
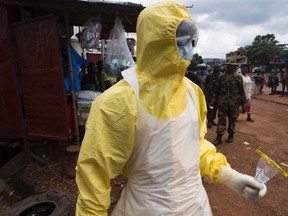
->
[240,65,254,122]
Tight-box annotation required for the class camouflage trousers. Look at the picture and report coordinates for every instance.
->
[216,103,239,135]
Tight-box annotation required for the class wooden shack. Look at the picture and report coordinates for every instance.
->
[0,0,144,172]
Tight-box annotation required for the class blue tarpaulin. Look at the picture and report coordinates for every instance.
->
[64,47,88,93]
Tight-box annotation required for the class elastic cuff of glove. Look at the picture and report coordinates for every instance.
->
[217,166,239,184]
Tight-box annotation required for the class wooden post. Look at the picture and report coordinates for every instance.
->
[65,144,81,178]
[65,11,80,145]
[101,39,105,62]
[64,11,81,178]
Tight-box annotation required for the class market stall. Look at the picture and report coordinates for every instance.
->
[0,0,144,166]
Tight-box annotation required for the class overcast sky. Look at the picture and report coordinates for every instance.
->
[128,0,288,59]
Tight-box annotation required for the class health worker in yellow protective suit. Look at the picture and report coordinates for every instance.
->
[75,2,267,215]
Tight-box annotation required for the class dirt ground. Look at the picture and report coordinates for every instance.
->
[203,90,288,216]
[0,87,288,216]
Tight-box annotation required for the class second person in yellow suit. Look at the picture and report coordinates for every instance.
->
[76,2,267,215]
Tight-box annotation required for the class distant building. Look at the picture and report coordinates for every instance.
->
[226,47,248,65]
[203,58,225,69]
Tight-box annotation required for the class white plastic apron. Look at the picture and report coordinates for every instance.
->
[112,68,212,216]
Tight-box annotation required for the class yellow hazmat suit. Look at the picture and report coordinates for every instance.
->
[76,2,230,215]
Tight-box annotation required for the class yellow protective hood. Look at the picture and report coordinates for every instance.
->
[135,2,193,119]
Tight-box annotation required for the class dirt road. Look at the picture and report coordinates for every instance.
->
[204,91,288,216]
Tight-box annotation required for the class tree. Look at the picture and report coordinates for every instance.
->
[278,45,288,59]
[245,34,287,65]
[187,53,203,71]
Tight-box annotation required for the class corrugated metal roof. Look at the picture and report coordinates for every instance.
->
[0,0,144,32]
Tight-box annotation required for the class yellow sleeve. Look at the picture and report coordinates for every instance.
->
[189,80,230,183]
[75,80,137,216]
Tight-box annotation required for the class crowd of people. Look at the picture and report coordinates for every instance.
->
[78,61,113,93]
[262,65,288,96]
[185,63,288,146]
[75,54,286,148]
[77,56,288,149]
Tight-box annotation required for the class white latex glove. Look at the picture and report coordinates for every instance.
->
[218,166,267,202]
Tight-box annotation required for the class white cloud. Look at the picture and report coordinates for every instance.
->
[128,0,288,59]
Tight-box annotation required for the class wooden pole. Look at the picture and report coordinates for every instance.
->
[101,39,105,62]
[65,11,80,145]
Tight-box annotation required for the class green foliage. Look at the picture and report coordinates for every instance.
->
[279,47,288,58]
[187,53,203,71]
[246,34,288,65]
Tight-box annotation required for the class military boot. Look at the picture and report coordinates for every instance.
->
[213,134,222,146]
[226,133,234,143]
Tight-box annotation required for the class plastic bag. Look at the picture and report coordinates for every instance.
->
[105,17,135,77]
[80,18,101,49]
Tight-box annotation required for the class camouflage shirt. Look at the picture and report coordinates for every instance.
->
[204,72,221,102]
[213,72,246,106]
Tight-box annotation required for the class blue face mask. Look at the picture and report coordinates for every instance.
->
[176,20,198,61]
[177,43,193,61]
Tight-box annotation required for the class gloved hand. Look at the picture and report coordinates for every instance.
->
[218,166,267,202]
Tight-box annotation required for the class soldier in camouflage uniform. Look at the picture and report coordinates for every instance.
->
[204,64,222,128]
[211,64,246,145]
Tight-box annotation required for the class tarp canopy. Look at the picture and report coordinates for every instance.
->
[0,0,145,33]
